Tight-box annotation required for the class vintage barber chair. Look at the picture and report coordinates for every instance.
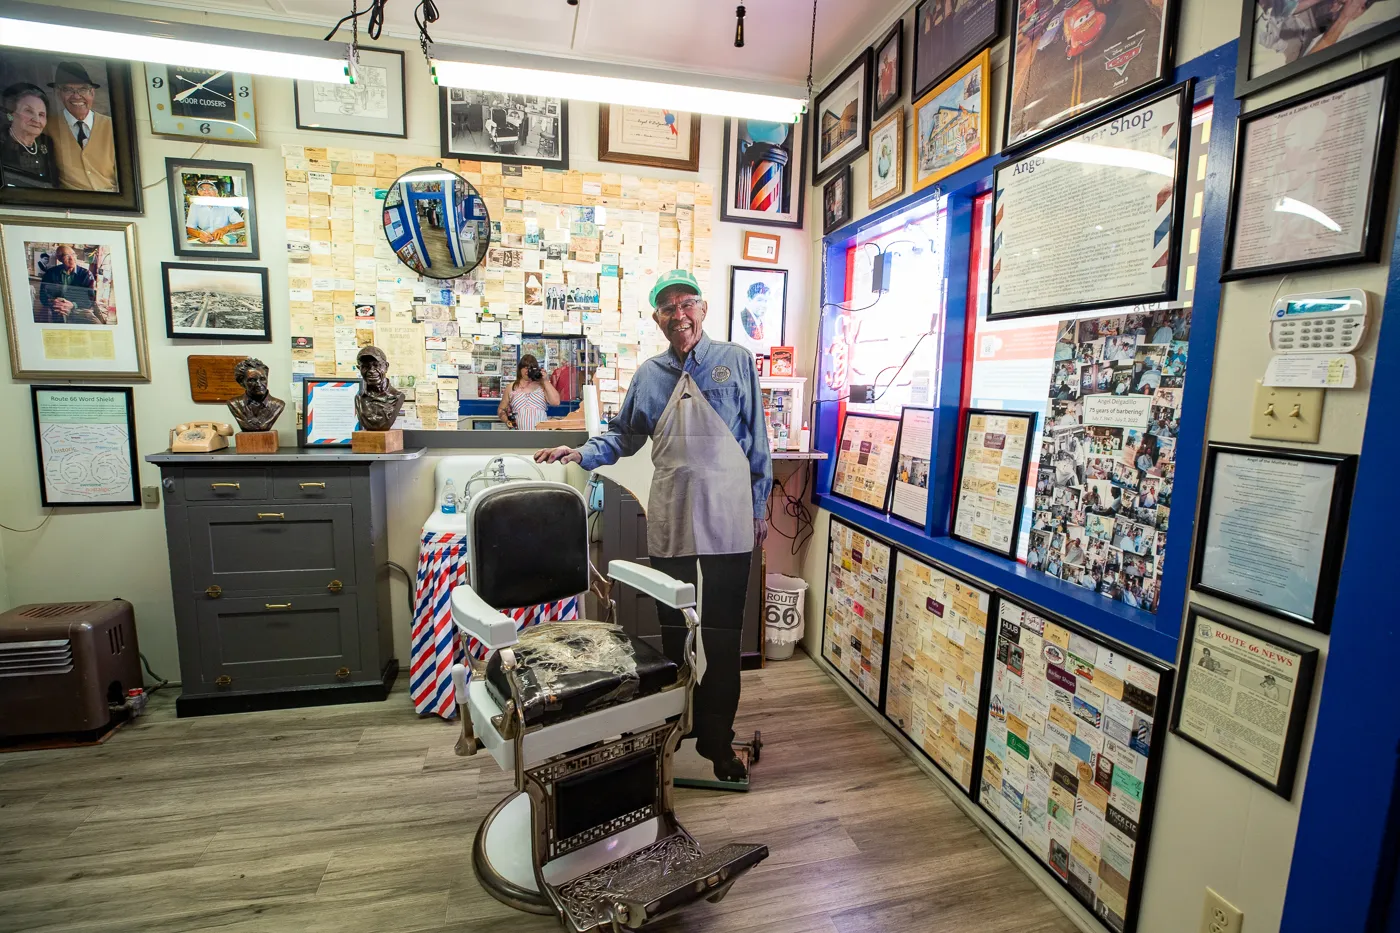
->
[449,480,768,932]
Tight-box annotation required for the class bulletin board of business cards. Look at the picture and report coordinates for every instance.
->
[820,517,893,707]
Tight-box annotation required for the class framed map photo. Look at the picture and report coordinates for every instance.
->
[914,49,991,193]
[868,110,905,210]
[721,116,807,228]
[912,0,1000,100]
[873,19,904,120]
[146,66,256,142]
[439,89,568,169]
[813,48,873,183]
[951,408,1037,559]
[728,265,788,357]
[598,105,701,171]
[0,215,150,381]
[161,262,271,342]
[165,158,258,261]
[833,411,901,510]
[1238,0,1400,97]
[295,47,406,138]
[30,385,139,507]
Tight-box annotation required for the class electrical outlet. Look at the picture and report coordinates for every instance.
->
[1249,381,1323,443]
[1201,887,1243,933]
[141,485,160,506]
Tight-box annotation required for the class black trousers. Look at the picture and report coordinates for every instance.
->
[649,552,751,760]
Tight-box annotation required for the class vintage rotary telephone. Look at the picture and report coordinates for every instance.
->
[170,421,234,452]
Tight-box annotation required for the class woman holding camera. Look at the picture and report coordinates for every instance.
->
[498,354,559,429]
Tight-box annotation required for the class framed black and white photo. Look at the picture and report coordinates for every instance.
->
[1237,0,1400,97]
[146,66,257,142]
[300,378,363,447]
[873,20,904,120]
[951,408,1037,559]
[1222,64,1399,281]
[296,47,406,138]
[1172,607,1318,798]
[1193,443,1356,632]
[439,89,568,169]
[161,262,271,342]
[165,158,258,260]
[989,82,1191,320]
[721,116,807,228]
[30,385,139,507]
[823,166,852,235]
[832,411,901,511]
[890,406,935,527]
[813,49,872,183]
[728,265,788,357]
[912,0,1000,100]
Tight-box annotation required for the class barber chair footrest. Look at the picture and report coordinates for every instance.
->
[551,836,768,932]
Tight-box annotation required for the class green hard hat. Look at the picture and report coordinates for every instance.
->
[649,269,702,308]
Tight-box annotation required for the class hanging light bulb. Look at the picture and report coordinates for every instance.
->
[734,4,746,47]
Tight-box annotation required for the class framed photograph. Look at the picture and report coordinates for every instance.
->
[1172,607,1318,798]
[146,66,256,142]
[769,346,796,376]
[300,378,363,447]
[820,516,894,708]
[0,53,142,212]
[741,230,781,263]
[1238,0,1400,97]
[164,158,258,260]
[0,215,149,381]
[598,105,700,171]
[833,411,901,510]
[721,116,807,228]
[980,593,1173,933]
[296,47,406,138]
[30,385,139,507]
[439,89,568,169]
[868,109,905,210]
[885,551,997,794]
[813,48,873,183]
[823,166,853,235]
[913,0,1000,100]
[161,262,271,342]
[1222,64,1399,281]
[914,49,991,193]
[873,20,904,120]
[1003,0,1178,150]
[890,406,934,527]
[1193,443,1356,632]
[951,408,1037,559]
[989,82,1191,320]
[728,265,788,357]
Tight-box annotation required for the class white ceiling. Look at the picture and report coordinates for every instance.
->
[131,0,906,87]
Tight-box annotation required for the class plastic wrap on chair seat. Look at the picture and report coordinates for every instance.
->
[485,622,680,728]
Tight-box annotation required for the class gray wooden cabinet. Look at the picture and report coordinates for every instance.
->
[147,449,423,717]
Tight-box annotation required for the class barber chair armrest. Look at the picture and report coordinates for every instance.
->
[450,585,518,650]
[607,560,696,609]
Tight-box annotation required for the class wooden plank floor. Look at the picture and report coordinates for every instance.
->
[0,654,1077,933]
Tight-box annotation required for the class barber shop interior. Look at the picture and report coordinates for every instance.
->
[0,0,1396,930]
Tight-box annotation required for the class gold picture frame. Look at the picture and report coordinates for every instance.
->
[597,105,701,171]
[741,230,782,264]
[868,109,905,210]
[913,50,991,193]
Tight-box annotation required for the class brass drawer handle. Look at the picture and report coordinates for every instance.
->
[215,675,232,687]
[335,667,350,679]
[328,580,343,593]
[210,482,240,490]
[265,602,292,610]
[299,482,326,489]
[205,585,222,599]
[257,512,285,520]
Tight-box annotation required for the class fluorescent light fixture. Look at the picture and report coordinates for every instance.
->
[1274,196,1341,232]
[431,47,806,123]
[0,0,349,84]
[1043,141,1176,177]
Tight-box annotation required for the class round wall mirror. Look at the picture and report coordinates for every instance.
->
[382,164,491,279]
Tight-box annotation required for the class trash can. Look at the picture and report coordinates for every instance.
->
[763,573,808,660]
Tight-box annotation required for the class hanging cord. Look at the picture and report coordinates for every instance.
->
[806,0,818,101]
[0,509,53,533]
[323,0,387,41]
[767,462,815,554]
[416,0,440,65]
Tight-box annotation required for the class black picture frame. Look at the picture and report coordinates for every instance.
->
[872,19,905,121]
[30,384,139,507]
[438,90,570,170]
[987,81,1192,321]
[720,116,807,229]
[295,46,407,138]
[161,262,272,343]
[1171,606,1319,799]
[1236,0,1400,98]
[727,265,788,357]
[979,590,1174,933]
[164,158,259,261]
[1220,63,1399,282]
[889,405,936,529]
[819,514,897,711]
[813,48,873,184]
[299,377,364,447]
[831,411,902,512]
[1191,443,1357,633]
[911,0,1001,101]
[949,408,1038,559]
[0,56,142,213]
[822,165,853,235]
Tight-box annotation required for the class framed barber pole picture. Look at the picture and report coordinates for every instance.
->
[721,117,808,228]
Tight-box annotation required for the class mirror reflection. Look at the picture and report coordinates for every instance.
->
[382,165,491,279]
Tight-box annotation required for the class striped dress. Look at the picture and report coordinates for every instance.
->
[508,382,549,430]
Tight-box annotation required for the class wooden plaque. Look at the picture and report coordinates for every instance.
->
[187,355,247,403]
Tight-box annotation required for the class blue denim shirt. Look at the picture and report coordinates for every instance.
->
[577,333,773,518]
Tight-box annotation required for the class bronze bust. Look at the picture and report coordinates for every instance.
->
[227,357,285,432]
[354,346,404,431]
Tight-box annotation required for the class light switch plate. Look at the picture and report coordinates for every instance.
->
[1250,382,1323,443]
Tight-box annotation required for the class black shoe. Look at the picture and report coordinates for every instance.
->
[711,753,748,783]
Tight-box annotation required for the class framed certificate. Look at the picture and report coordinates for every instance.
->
[1171,607,1318,798]
[988,82,1191,320]
[1193,443,1356,632]
[1222,64,1399,281]
[300,379,363,447]
[890,407,935,527]
[820,517,894,708]
[832,412,901,511]
[951,408,1037,559]
[30,385,139,507]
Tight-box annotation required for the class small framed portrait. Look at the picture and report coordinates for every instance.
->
[873,20,904,120]
[823,166,852,235]
[728,265,789,357]
[721,116,807,228]
[161,262,271,342]
[598,105,701,171]
[813,48,873,183]
[439,89,568,169]
[914,50,990,192]
[0,214,149,380]
[0,52,142,212]
[912,0,1000,100]
[868,109,905,210]
[741,230,781,264]
[146,66,257,142]
[30,385,139,507]
[296,47,407,138]
[165,158,258,261]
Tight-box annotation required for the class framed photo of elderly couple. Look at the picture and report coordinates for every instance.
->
[0,51,142,212]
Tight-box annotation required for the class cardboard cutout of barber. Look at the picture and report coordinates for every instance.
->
[537,269,772,782]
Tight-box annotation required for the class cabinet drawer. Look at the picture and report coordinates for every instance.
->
[184,469,269,501]
[196,595,361,686]
[189,504,357,592]
[272,467,352,500]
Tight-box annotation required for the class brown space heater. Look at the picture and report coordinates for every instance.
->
[0,600,144,742]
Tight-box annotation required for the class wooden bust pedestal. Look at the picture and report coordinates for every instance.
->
[351,429,403,453]
[236,430,279,453]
